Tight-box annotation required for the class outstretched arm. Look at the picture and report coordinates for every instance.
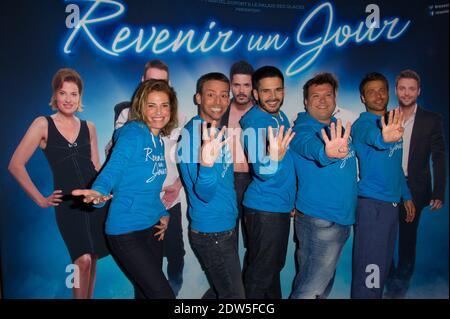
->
[290,119,350,166]
[71,189,113,205]
[91,125,140,196]
[353,109,404,150]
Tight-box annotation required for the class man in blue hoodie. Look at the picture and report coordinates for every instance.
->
[351,72,415,299]
[239,66,296,299]
[177,72,245,299]
[289,72,357,299]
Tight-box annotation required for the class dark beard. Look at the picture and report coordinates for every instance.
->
[233,96,251,106]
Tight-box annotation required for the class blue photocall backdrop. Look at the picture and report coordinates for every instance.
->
[1,0,448,298]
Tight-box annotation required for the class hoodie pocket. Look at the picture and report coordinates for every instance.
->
[129,193,165,217]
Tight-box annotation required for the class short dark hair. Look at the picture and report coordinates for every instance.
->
[359,72,389,96]
[252,66,284,90]
[196,72,230,94]
[395,69,421,88]
[143,59,169,79]
[303,72,339,101]
[230,60,254,81]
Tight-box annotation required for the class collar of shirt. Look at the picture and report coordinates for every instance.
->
[401,104,418,126]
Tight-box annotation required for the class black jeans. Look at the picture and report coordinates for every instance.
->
[163,203,185,297]
[234,172,252,250]
[189,228,245,299]
[386,204,425,298]
[243,207,291,299]
[108,225,175,299]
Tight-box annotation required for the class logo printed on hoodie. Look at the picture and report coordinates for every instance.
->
[144,147,167,183]
[340,149,356,169]
[388,141,403,158]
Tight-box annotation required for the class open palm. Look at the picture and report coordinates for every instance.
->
[382,108,405,143]
[268,125,295,161]
[321,119,351,159]
[200,121,231,167]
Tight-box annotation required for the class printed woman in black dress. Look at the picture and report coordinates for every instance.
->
[8,68,109,299]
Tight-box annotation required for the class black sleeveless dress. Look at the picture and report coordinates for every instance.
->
[43,116,109,262]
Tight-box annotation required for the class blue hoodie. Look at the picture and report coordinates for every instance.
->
[177,115,238,233]
[352,112,412,203]
[92,121,168,235]
[290,112,357,225]
[239,106,296,213]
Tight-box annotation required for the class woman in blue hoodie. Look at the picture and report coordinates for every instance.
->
[72,80,178,299]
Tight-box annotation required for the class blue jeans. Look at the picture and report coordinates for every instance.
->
[351,197,399,299]
[290,212,350,299]
[189,228,245,299]
[243,207,291,299]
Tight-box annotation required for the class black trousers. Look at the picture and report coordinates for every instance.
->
[192,172,251,300]
[108,225,175,299]
[243,207,291,299]
[163,203,185,297]
[190,228,245,299]
[386,204,425,298]
[234,172,252,250]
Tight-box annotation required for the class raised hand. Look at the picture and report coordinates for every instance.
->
[72,189,113,205]
[200,121,231,167]
[39,190,63,208]
[321,119,352,159]
[154,215,170,241]
[381,108,405,143]
[267,125,295,162]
